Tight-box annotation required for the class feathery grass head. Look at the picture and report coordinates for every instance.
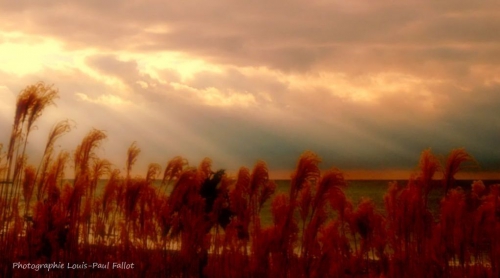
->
[126,141,141,179]
[52,150,69,181]
[235,167,251,194]
[125,179,147,219]
[416,149,442,203]
[442,148,474,192]
[13,82,58,132]
[162,156,188,184]
[4,82,59,189]
[291,151,321,199]
[229,185,248,220]
[351,198,378,239]
[102,169,121,213]
[315,168,346,211]
[169,168,202,213]
[90,158,112,196]
[298,181,312,223]
[36,120,72,195]
[91,158,112,179]
[198,157,213,180]
[258,180,276,211]
[383,181,401,218]
[472,180,486,197]
[418,149,440,185]
[146,163,161,183]
[23,82,59,131]
[250,160,269,197]
[75,129,107,175]
[271,193,290,227]
[44,120,72,155]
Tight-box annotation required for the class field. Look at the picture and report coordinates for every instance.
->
[1,83,500,277]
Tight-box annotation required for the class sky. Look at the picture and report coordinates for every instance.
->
[1,1,500,179]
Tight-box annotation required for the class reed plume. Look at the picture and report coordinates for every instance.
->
[65,129,107,257]
[198,157,213,181]
[126,141,141,182]
[250,161,275,214]
[417,148,440,204]
[290,151,321,201]
[35,120,72,201]
[161,156,188,194]
[228,167,251,240]
[1,82,58,242]
[442,148,474,192]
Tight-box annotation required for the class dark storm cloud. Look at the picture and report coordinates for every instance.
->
[1,1,498,73]
[79,53,500,171]
[1,1,500,175]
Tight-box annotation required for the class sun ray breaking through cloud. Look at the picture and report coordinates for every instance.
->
[1,0,500,177]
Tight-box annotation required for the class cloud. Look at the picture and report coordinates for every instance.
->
[75,92,132,107]
[1,1,500,176]
[2,1,498,73]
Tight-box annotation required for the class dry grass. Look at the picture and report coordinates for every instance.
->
[1,83,499,277]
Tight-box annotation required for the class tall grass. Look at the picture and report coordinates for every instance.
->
[1,82,499,277]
